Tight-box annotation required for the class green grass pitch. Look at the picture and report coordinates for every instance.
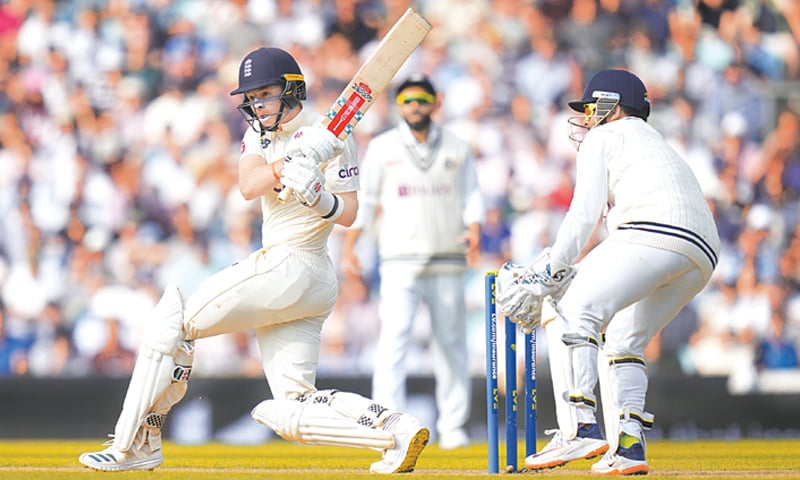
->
[2,439,799,479]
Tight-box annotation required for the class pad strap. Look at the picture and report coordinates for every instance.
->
[620,410,655,430]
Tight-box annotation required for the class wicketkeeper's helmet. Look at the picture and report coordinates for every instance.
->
[568,69,649,119]
[566,69,650,148]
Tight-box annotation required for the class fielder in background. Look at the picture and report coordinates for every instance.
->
[79,47,429,475]
[341,74,485,450]
[497,69,720,475]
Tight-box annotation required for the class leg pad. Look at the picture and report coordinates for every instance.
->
[252,390,396,450]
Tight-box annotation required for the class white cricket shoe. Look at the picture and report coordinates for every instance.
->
[524,423,608,470]
[369,413,430,474]
[79,431,163,471]
[591,432,649,475]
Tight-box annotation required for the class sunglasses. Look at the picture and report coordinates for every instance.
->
[584,103,597,119]
[397,92,435,105]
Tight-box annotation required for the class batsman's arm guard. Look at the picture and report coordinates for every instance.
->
[113,285,194,452]
[252,390,396,450]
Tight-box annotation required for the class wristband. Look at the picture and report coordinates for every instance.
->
[308,192,343,221]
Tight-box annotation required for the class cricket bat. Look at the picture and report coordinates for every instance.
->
[278,7,432,203]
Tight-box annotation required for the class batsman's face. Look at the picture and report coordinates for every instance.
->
[397,86,435,129]
[245,85,285,124]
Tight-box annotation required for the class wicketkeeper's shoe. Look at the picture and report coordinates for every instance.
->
[369,412,430,474]
[79,430,163,471]
[591,432,649,475]
[524,423,609,470]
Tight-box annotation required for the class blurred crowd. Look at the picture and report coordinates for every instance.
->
[1,0,799,394]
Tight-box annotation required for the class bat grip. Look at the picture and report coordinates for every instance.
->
[277,186,293,203]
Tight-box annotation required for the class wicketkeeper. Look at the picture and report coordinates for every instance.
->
[497,69,720,475]
[79,47,429,475]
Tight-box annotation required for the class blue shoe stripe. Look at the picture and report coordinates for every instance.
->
[92,453,115,463]
[577,423,605,440]
[618,433,646,461]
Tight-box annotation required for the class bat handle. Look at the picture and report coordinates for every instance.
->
[277,186,293,203]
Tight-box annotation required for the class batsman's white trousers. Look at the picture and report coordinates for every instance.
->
[183,245,338,400]
[372,266,470,438]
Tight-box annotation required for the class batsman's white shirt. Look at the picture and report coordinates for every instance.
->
[183,108,359,400]
[241,110,359,254]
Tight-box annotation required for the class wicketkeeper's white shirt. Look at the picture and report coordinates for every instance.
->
[551,116,720,281]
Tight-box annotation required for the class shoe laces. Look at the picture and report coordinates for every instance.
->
[380,413,403,434]
[541,428,567,450]
[599,449,616,464]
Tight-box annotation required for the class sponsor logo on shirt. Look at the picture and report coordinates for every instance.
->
[338,164,359,178]
[397,184,453,197]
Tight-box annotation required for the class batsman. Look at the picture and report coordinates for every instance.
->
[79,47,429,474]
[497,69,720,475]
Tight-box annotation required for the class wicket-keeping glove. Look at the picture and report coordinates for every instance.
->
[496,248,575,333]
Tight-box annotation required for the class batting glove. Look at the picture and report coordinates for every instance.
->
[280,155,325,207]
[286,126,344,166]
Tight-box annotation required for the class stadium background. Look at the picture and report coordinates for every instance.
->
[1,0,799,443]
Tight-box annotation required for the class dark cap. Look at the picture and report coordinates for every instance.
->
[396,73,436,97]
[230,47,304,96]
[568,69,649,114]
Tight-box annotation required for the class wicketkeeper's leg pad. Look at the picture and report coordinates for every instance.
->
[251,389,396,450]
[598,351,654,453]
[561,332,600,410]
[544,313,598,439]
[113,285,193,452]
